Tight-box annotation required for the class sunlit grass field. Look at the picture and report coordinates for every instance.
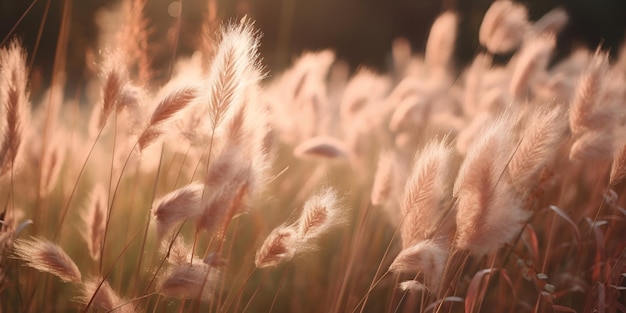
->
[0,1,625,312]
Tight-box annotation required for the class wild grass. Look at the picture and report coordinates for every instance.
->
[1,1,625,312]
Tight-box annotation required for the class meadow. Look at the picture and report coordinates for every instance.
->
[0,1,625,312]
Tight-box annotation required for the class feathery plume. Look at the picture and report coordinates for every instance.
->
[509,35,555,99]
[137,87,197,151]
[255,187,344,268]
[610,143,626,185]
[569,130,615,161]
[119,0,151,84]
[389,239,448,290]
[293,136,348,159]
[13,237,81,283]
[0,39,30,178]
[81,185,108,260]
[424,11,458,74]
[569,51,610,134]
[152,183,204,240]
[479,0,529,54]
[400,138,453,248]
[370,150,396,206]
[398,280,429,293]
[530,7,569,36]
[198,146,253,234]
[391,37,412,78]
[38,135,66,197]
[255,226,297,268]
[91,50,129,135]
[339,69,391,121]
[454,114,530,255]
[157,262,220,301]
[508,106,567,191]
[389,95,426,133]
[78,278,135,313]
[207,18,261,129]
[161,237,193,265]
[297,187,341,240]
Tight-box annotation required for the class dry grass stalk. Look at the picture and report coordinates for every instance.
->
[152,183,204,240]
[79,277,135,313]
[479,0,529,54]
[157,262,220,301]
[81,185,108,260]
[293,136,348,159]
[400,139,453,248]
[137,87,197,151]
[12,237,81,283]
[509,35,555,99]
[0,40,30,178]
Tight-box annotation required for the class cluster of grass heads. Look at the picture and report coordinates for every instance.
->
[1,1,625,312]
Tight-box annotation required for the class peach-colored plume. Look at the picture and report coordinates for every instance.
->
[152,183,204,240]
[254,226,297,268]
[530,7,569,36]
[13,237,81,283]
[610,143,626,185]
[137,87,197,151]
[398,280,429,293]
[0,39,30,178]
[255,187,344,268]
[569,51,610,134]
[509,35,555,99]
[39,134,66,197]
[508,106,567,191]
[293,136,348,159]
[80,185,108,260]
[207,18,261,129]
[454,114,531,255]
[389,239,448,290]
[569,130,615,161]
[157,262,221,301]
[400,138,453,248]
[79,277,136,313]
[425,11,458,75]
[297,187,341,240]
[479,0,529,54]
[370,150,396,206]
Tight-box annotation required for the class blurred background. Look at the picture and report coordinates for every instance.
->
[1,0,625,98]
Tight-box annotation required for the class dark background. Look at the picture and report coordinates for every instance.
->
[1,0,625,97]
